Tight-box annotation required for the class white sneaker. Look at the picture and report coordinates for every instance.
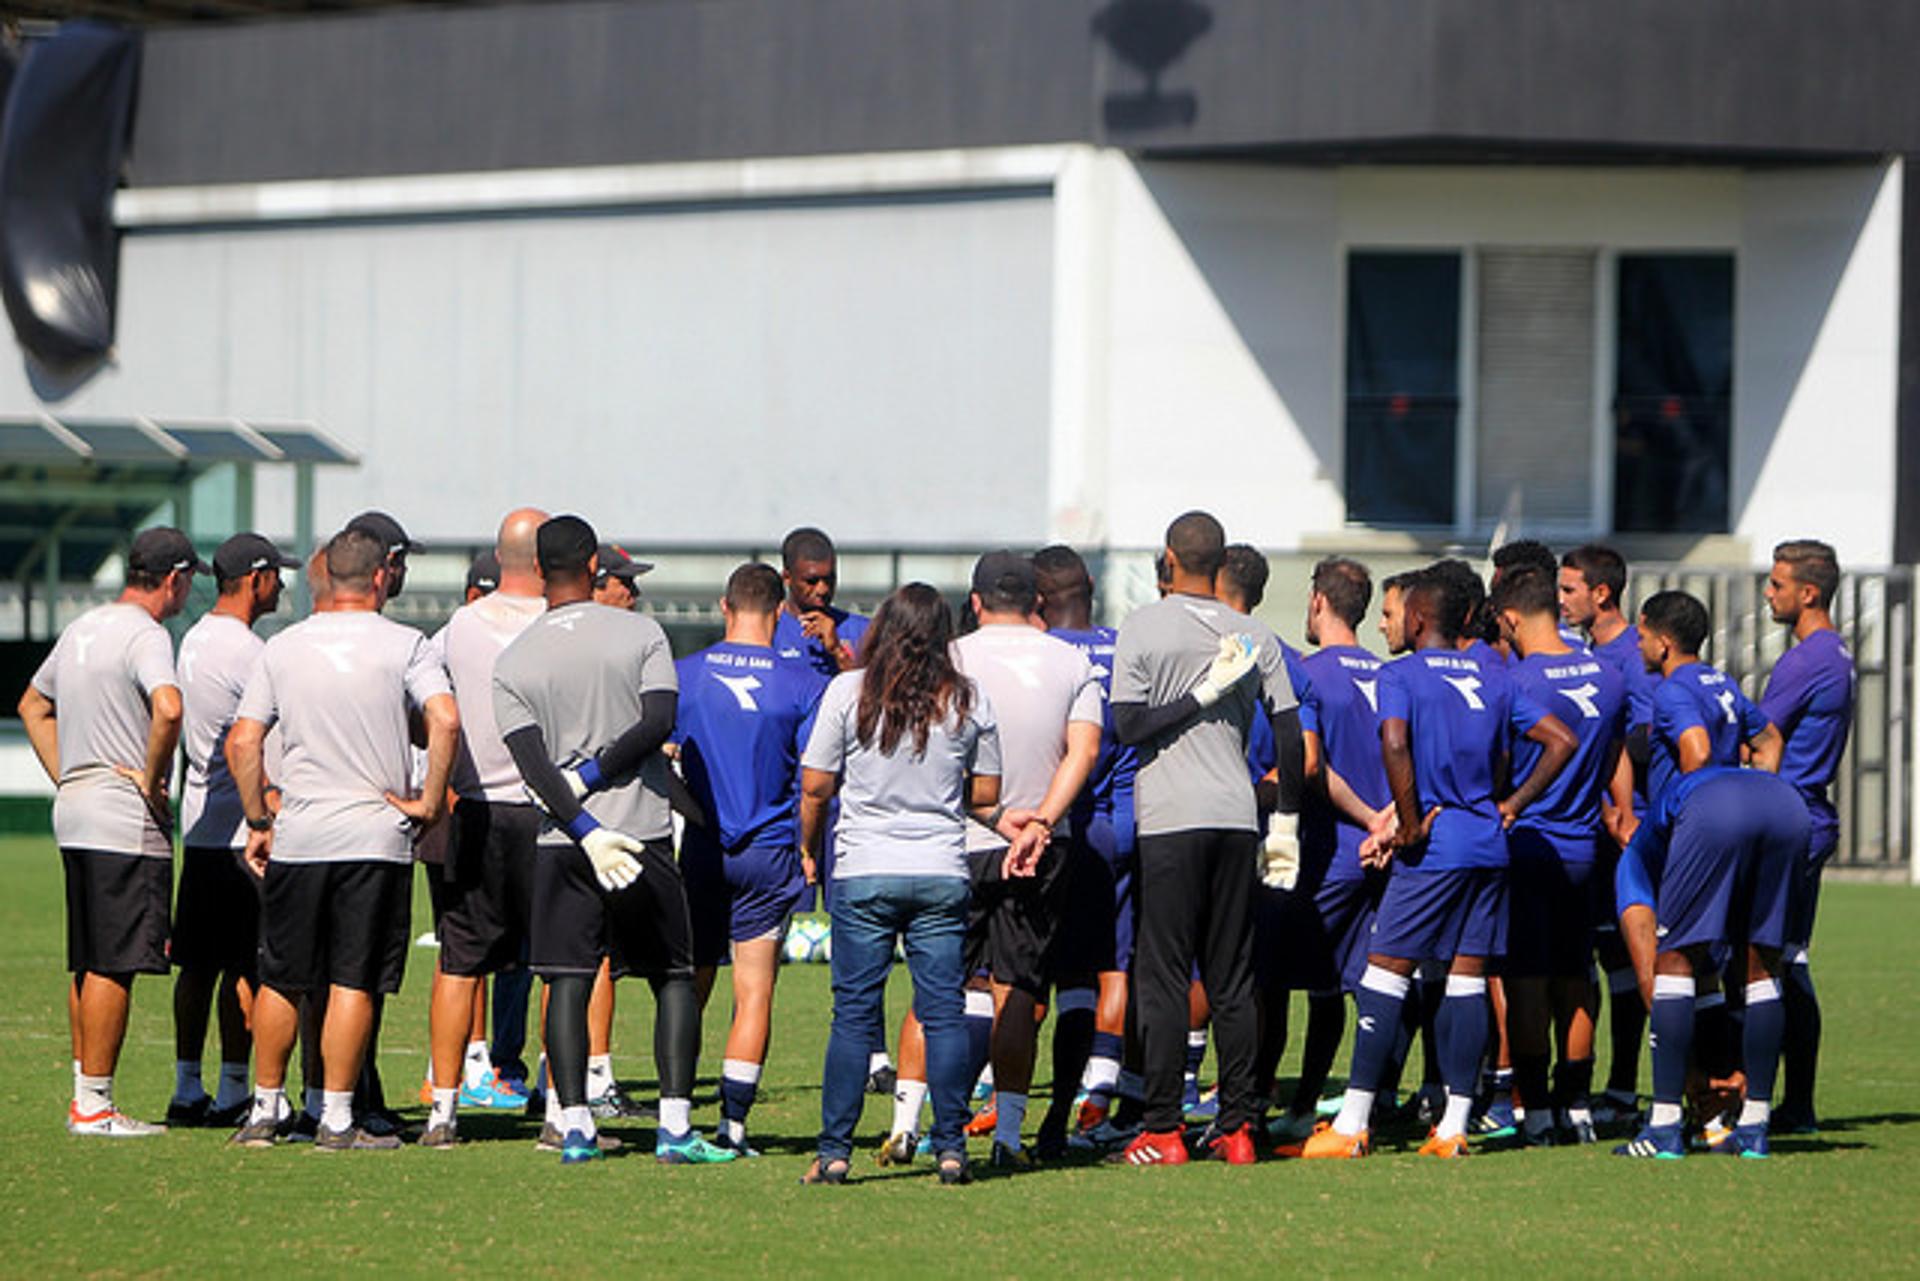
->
[69,1104,166,1137]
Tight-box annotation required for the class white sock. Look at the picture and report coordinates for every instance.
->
[72,1059,82,1097]
[891,1078,929,1135]
[545,1085,561,1122]
[303,1087,323,1120]
[1568,1103,1594,1125]
[722,1117,746,1144]
[214,1062,251,1111]
[430,1087,457,1130]
[1332,1088,1375,1136]
[1650,1101,1683,1127]
[76,1073,113,1117]
[533,1052,548,1095]
[560,1104,596,1138]
[174,1059,207,1105]
[1739,1097,1771,1127]
[868,1050,893,1075]
[993,1092,1028,1150]
[586,1054,613,1097]
[1436,1091,1474,1140]
[659,1096,691,1137]
[320,1090,354,1133]
[1082,1054,1121,1094]
[250,1086,287,1126]
[463,1040,491,1090]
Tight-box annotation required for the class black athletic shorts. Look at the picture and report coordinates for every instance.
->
[62,848,171,976]
[172,845,262,976]
[437,800,540,977]
[259,860,412,996]
[529,838,693,982]
[965,838,1071,997]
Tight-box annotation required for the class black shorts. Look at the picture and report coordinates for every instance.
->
[529,838,693,981]
[965,839,1071,997]
[172,845,262,976]
[1049,834,1129,983]
[62,848,171,976]
[437,800,540,977]
[259,860,413,996]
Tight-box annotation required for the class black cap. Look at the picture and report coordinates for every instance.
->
[595,543,655,586]
[211,532,299,582]
[971,549,1036,599]
[127,527,209,578]
[466,549,500,595]
[346,510,424,558]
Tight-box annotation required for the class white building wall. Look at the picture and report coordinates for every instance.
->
[0,188,1057,548]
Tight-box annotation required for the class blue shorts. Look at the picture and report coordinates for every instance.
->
[1655,774,1805,955]
[684,840,807,968]
[1505,829,1596,979]
[1256,871,1379,994]
[1370,866,1507,964]
[1052,810,1136,980]
[1784,801,1838,950]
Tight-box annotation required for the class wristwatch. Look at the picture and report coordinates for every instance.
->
[246,813,274,832]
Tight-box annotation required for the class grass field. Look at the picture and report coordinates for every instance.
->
[2,836,1918,1278]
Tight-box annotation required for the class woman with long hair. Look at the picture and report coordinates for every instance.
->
[797,582,1001,1185]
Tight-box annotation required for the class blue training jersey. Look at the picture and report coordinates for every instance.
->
[1648,661,1769,805]
[1758,629,1854,820]
[1508,649,1625,856]
[1050,625,1139,825]
[1245,643,1311,789]
[1378,647,1548,871]
[1298,643,1389,883]
[1464,637,1508,671]
[673,641,829,854]
[773,606,870,680]
[1591,625,1655,732]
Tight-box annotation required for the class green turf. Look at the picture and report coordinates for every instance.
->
[1,836,1917,1278]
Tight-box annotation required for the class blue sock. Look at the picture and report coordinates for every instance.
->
[719,1072,757,1123]
[1782,958,1821,1113]
[1436,976,1488,1098]
[1742,979,1785,1109]
[1649,975,1695,1111]
[1349,966,1411,1092]
[964,989,994,1089]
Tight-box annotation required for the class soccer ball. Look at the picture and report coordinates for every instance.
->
[783,917,832,964]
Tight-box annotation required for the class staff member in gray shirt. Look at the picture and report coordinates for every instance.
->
[227,527,459,1152]
[20,527,201,1138]
[1109,510,1305,1167]
[491,515,732,1167]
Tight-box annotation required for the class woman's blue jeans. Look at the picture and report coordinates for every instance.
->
[818,874,970,1163]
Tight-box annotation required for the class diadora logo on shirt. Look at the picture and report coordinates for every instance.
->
[1181,602,1217,621]
[546,613,580,632]
[991,653,1045,689]
[711,672,763,711]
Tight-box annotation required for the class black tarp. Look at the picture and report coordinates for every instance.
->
[0,22,140,384]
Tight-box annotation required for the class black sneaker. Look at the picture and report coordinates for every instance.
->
[988,1141,1035,1172]
[588,1081,654,1121]
[286,1111,320,1144]
[313,1123,402,1152]
[205,1099,252,1129]
[166,1097,211,1128]
[865,1065,898,1097]
[360,1107,409,1138]
[935,1151,972,1185]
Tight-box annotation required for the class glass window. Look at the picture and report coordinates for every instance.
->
[1345,252,1461,526]
[1613,254,1734,533]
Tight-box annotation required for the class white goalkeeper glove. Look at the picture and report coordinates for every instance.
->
[1195,633,1257,708]
[1260,812,1301,890]
[580,825,644,892]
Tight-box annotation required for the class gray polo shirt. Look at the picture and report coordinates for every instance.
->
[1111,593,1296,837]
[30,601,179,858]
[235,609,451,863]
[178,612,265,850]
[491,600,679,845]
[953,623,1104,852]
[436,590,547,804]
[801,669,1000,880]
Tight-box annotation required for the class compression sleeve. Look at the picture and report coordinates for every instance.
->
[586,689,678,784]
[1112,695,1202,747]
[503,724,590,832]
[1270,704,1305,813]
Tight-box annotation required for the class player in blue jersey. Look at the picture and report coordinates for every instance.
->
[1259,558,1394,1143]
[1638,590,1782,805]
[1294,567,1576,1160]
[1611,767,1804,1160]
[1558,542,1659,1124]
[1430,558,1507,670]
[1489,566,1631,1144]
[771,527,890,1089]
[1493,540,1588,652]
[1759,540,1855,1133]
[676,563,830,1155]
[1026,546,1141,1150]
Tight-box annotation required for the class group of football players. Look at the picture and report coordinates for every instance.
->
[22,503,1852,1173]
